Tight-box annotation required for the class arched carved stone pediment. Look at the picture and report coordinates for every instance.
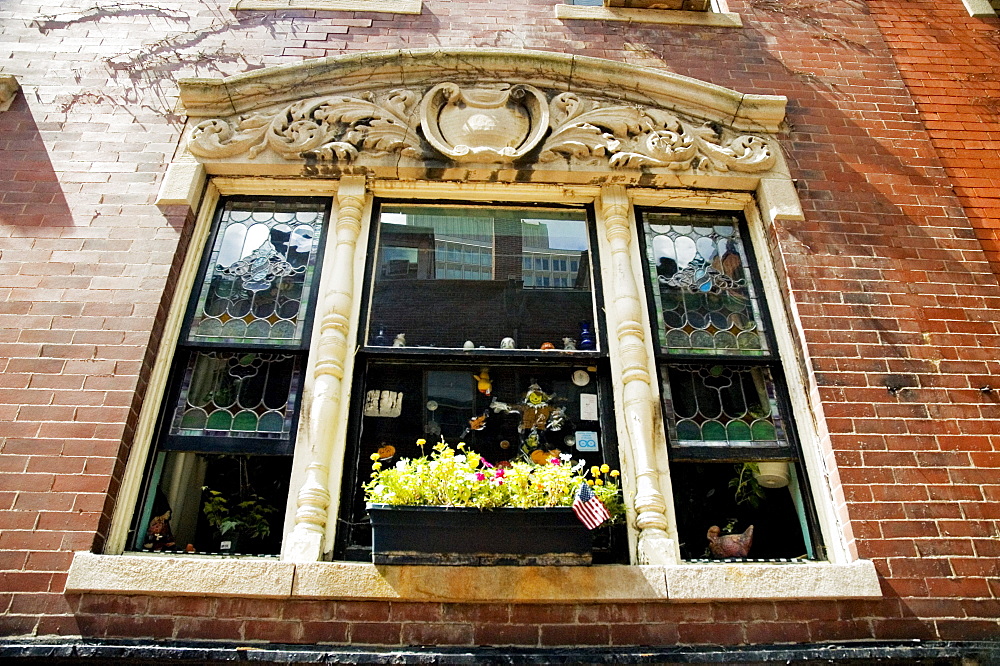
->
[178,49,789,184]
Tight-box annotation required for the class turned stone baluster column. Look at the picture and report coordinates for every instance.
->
[600,185,676,565]
[284,176,366,562]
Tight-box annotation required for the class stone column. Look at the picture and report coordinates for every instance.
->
[284,176,367,562]
[599,185,676,565]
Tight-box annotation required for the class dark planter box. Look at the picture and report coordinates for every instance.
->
[367,504,592,565]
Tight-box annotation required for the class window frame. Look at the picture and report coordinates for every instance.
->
[634,206,826,562]
[332,197,630,563]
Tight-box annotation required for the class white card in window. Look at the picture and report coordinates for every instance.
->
[576,430,599,452]
[580,393,598,421]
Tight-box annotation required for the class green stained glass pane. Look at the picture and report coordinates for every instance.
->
[737,332,761,349]
[258,411,284,432]
[726,420,752,441]
[232,411,258,432]
[270,320,295,340]
[246,320,271,339]
[714,331,737,350]
[751,420,777,441]
[206,410,233,431]
[676,419,701,440]
[196,318,222,338]
[666,329,691,348]
[180,409,207,430]
[690,330,714,349]
[701,421,726,441]
[221,319,247,338]
[187,199,328,346]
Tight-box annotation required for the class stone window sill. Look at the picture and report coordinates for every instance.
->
[66,552,881,602]
[555,4,742,27]
[230,0,422,13]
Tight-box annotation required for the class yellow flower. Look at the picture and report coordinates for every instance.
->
[416,438,426,446]
[586,480,594,486]
[372,462,382,471]
[370,453,380,461]
[457,441,466,449]
[591,466,601,477]
[595,478,604,486]
[610,470,620,477]
[600,464,610,474]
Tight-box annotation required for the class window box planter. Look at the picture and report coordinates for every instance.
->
[367,504,592,565]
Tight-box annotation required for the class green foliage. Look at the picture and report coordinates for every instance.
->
[729,462,766,508]
[201,488,276,540]
[364,440,625,525]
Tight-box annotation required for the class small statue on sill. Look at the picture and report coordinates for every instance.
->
[143,509,176,551]
[707,524,754,558]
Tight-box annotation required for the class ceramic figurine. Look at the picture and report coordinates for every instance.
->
[540,341,555,350]
[463,340,475,350]
[143,510,176,551]
[500,337,515,349]
[392,333,406,347]
[491,383,566,460]
[707,524,754,558]
[579,321,595,350]
[562,337,577,350]
[473,367,492,396]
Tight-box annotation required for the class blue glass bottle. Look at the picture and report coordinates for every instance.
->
[579,321,595,350]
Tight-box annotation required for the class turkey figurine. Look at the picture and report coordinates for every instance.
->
[707,524,754,558]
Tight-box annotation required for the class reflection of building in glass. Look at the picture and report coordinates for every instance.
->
[521,221,583,288]
[379,212,589,288]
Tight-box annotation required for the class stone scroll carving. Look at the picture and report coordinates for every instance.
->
[187,85,776,175]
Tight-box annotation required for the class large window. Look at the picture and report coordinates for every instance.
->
[638,209,824,562]
[334,203,626,562]
[129,197,330,556]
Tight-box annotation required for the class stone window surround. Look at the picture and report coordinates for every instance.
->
[555,0,742,27]
[71,49,881,603]
[229,0,422,13]
[959,0,998,17]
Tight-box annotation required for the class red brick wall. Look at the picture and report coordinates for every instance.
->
[1,0,999,645]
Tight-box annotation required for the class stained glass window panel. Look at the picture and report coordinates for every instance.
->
[187,199,328,347]
[661,364,788,451]
[166,351,302,450]
[643,212,769,356]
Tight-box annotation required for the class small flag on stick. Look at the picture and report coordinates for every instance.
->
[572,481,611,530]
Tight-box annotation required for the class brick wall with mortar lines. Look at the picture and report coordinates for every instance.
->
[0,0,998,645]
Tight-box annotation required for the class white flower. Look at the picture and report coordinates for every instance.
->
[560,453,572,462]
[395,460,407,470]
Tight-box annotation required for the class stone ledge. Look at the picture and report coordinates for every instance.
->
[66,552,881,602]
[555,4,742,27]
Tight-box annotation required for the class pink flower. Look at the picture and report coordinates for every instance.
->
[480,458,494,468]
[550,458,560,465]
[494,469,505,479]
[476,472,486,481]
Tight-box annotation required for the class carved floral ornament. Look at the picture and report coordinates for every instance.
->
[186,82,776,174]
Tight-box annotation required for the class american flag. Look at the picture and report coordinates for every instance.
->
[572,482,611,530]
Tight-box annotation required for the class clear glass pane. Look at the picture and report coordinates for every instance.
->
[643,212,769,356]
[368,205,597,351]
[661,364,786,449]
[187,199,327,347]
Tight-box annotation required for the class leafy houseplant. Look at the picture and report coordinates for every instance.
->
[201,488,276,552]
[364,439,625,565]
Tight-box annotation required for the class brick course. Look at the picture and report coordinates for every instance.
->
[0,0,998,649]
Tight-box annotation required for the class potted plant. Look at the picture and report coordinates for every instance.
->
[201,487,277,554]
[364,439,625,565]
